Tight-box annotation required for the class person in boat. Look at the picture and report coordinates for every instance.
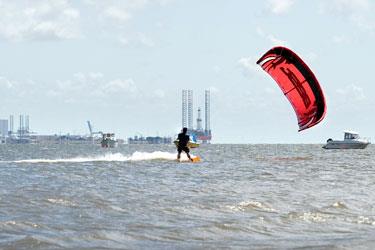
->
[177,127,193,161]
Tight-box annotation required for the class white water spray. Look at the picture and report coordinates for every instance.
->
[11,151,194,163]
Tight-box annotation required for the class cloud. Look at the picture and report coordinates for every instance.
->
[0,77,40,104]
[0,73,173,109]
[56,72,104,92]
[83,1,169,47]
[319,0,375,32]
[153,89,166,99]
[103,6,132,23]
[267,0,295,14]
[137,32,155,47]
[238,55,276,80]
[238,56,261,77]
[85,0,175,25]
[73,72,104,84]
[305,51,318,63]
[0,0,80,41]
[0,76,16,88]
[331,35,352,44]
[349,14,375,32]
[119,36,129,46]
[336,84,366,101]
[118,33,155,47]
[267,34,287,46]
[54,72,139,99]
[256,27,288,46]
[0,1,174,42]
[212,65,222,74]
[103,79,137,94]
[327,0,370,12]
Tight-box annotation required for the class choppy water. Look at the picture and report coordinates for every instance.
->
[0,143,375,249]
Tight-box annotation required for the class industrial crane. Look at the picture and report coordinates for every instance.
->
[87,121,103,142]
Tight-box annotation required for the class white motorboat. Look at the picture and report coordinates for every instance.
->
[323,131,370,149]
[101,133,118,148]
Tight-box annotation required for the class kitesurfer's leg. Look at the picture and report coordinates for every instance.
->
[184,147,193,161]
[177,148,182,160]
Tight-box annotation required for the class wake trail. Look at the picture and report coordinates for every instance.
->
[6,151,194,164]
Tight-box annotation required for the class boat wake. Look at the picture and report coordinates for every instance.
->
[10,151,193,164]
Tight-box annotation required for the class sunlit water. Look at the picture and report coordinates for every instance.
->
[0,144,375,249]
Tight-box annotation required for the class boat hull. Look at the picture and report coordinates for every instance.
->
[323,141,370,149]
[101,139,118,148]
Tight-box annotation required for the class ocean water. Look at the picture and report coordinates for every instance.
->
[0,143,375,249]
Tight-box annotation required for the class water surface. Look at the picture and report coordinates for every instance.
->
[0,144,374,249]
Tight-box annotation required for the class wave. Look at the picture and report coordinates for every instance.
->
[272,156,313,161]
[10,151,194,164]
[47,198,77,207]
[228,200,276,213]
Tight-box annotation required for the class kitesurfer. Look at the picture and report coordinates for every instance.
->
[177,127,193,161]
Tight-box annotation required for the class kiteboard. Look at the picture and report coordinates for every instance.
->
[177,156,201,163]
[191,156,201,163]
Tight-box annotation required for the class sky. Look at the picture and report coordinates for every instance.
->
[0,0,374,143]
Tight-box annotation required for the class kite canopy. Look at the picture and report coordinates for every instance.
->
[256,46,326,131]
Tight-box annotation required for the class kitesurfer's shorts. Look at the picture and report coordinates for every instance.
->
[178,146,189,154]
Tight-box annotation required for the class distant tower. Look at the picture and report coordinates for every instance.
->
[196,107,202,131]
[205,90,210,132]
[182,90,188,128]
[19,115,23,136]
[182,89,194,129]
[187,90,193,129]
[0,119,8,137]
[9,115,14,134]
[25,115,29,133]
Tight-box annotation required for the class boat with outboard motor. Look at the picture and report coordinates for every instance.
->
[323,131,370,149]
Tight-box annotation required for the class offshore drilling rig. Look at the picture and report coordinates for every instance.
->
[181,89,212,143]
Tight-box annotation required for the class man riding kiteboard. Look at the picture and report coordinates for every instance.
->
[176,127,193,161]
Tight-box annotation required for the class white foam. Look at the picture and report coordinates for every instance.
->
[11,151,193,163]
[47,198,77,207]
[299,212,329,223]
[228,200,276,212]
